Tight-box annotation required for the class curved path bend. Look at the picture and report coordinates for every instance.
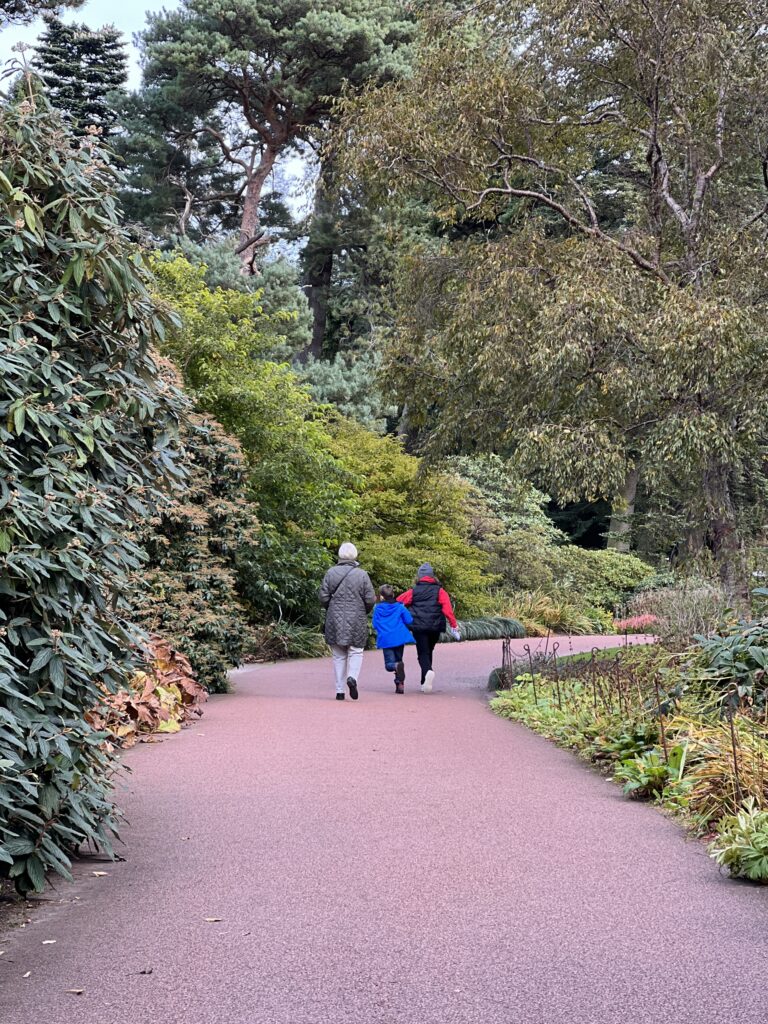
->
[2,635,768,1024]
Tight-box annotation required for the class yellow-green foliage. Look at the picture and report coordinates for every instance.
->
[325,415,496,616]
[151,258,496,621]
[151,256,352,534]
[543,547,655,609]
[503,590,612,636]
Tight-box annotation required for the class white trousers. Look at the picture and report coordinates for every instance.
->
[329,645,364,694]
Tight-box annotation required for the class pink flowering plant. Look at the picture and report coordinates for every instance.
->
[613,614,659,634]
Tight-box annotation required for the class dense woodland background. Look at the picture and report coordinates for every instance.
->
[3,0,768,892]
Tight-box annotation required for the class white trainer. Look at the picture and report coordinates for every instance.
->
[422,670,435,693]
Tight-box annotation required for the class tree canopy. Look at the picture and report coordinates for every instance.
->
[342,0,768,600]
[135,0,414,269]
[0,0,81,26]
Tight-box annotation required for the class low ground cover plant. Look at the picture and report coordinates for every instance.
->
[709,799,768,882]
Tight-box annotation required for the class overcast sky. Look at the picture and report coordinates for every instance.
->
[0,0,174,87]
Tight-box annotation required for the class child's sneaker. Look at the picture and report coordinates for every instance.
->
[421,670,435,693]
[395,661,405,684]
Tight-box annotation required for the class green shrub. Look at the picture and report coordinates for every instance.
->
[132,406,260,692]
[709,799,768,883]
[361,530,494,618]
[237,526,332,626]
[325,415,498,617]
[152,255,352,538]
[542,546,655,609]
[0,84,183,892]
[615,747,687,799]
[451,459,654,618]
[682,618,768,710]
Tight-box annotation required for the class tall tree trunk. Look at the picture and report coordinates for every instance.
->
[237,147,278,274]
[705,464,750,612]
[298,155,337,362]
[607,465,640,552]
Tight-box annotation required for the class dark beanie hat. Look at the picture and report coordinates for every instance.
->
[418,562,435,578]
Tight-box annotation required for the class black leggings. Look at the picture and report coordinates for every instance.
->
[413,630,441,683]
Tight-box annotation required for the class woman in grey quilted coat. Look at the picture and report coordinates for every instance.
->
[319,543,376,701]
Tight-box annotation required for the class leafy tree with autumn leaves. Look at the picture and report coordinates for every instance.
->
[343,0,768,602]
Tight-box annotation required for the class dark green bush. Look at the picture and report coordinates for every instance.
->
[0,82,183,892]
[133,405,260,692]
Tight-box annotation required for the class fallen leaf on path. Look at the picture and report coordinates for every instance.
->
[203,917,222,923]
[139,968,153,975]
[42,940,56,945]
[66,989,84,995]
[23,971,31,979]
[91,871,108,877]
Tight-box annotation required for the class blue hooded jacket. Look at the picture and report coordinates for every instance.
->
[372,600,415,649]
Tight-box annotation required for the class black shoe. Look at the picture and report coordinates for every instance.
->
[336,693,345,701]
[395,660,405,684]
[395,681,404,694]
[347,676,359,700]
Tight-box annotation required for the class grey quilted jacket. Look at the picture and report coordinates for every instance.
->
[319,559,376,648]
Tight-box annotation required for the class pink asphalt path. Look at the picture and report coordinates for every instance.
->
[2,634,768,1024]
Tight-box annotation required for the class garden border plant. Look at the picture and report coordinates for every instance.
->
[0,79,185,893]
[490,624,768,885]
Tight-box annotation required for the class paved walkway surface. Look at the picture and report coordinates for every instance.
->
[2,635,768,1024]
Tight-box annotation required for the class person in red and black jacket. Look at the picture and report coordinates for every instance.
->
[397,563,460,692]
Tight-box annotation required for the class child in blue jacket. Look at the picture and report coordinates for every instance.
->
[372,584,415,694]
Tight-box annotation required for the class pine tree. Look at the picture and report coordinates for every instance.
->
[0,0,81,26]
[115,85,243,240]
[138,0,414,271]
[32,16,128,135]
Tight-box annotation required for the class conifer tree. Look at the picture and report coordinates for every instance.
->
[32,16,128,135]
[138,0,414,271]
[0,0,81,26]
